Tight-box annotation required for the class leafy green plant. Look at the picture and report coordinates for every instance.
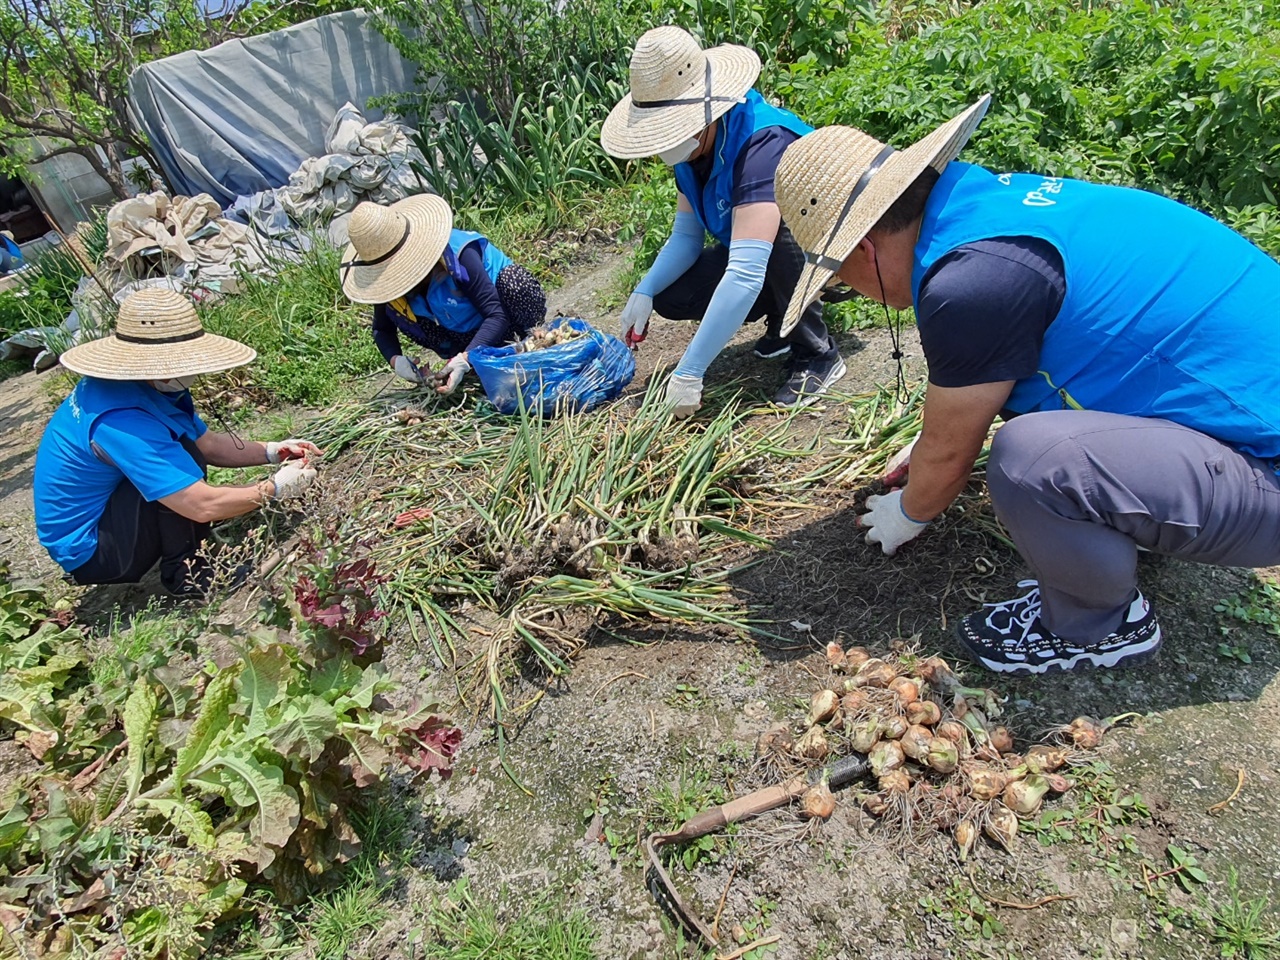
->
[1215,578,1280,637]
[918,875,1005,941]
[1026,761,1149,852]
[0,544,460,957]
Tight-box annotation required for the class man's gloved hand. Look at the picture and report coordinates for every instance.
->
[392,355,426,385]
[435,354,470,395]
[265,439,323,464]
[860,489,929,556]
[620,292,654,348]
[270,461,318,500]
[664,372,703,419]
[882,436,917,488]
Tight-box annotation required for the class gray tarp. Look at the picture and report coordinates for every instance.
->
[128,10,418,207]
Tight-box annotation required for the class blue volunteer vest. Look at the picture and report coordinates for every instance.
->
[401,229,512,336]
[673,90,812,246]
[913,162,1280,461]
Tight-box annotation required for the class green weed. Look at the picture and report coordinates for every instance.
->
[89,601,192,688]
[307,859,391,960]
[1025,761,1149,854]
[1211,871,1280,959]
[418,878,596,959]
[918,874,1005,942]
[1215,578,1280,638]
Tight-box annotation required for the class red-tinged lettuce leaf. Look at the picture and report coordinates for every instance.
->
[399,717,461,780]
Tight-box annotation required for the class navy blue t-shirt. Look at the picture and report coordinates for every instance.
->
[916,236,1066,389]
[687,126,801,209]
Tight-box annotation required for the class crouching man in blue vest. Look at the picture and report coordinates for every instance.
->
[341,196,547,395]
[775,96,1280,675]
[600,26,848,416]
[34,289,322,597]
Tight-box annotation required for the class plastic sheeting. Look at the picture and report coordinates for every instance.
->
[277,102,428,224]
[128,10,420,206]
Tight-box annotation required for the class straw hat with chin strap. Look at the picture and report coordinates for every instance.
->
[59,288,256,380]
[341,193,454,305]
[601,25,761,159]
[776,96,992,334]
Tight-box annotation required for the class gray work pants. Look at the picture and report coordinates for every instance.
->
[986,410,1280,643]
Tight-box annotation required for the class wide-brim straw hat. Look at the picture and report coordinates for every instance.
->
[340,193,453,304]
[601,26,761,159]
[776,96,992,334]
[60,288,256,380]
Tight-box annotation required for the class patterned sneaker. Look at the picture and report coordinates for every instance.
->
[956,580,1162,674]
[774,352,847,407]
[752,333,791,359]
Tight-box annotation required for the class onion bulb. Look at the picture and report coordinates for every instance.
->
[966,765,1008,802]
[1044,773,1073,794]
[918,656,953,686]
[755,722,793,758]
[954,820,978,861]
[935,720,967,745]
[854,659,898,689]
[795,726,830,760]
[878,769,912,797]
[807,689,841,727]
[879,714,908,740]
[1067,715,1105,749]
[844,646,871,672]
[869,739,905,777]
[906,700,942,727]
[888,676,920,706]
[864,792,889,817]
[926,738,959,775]
[1003,774,1051,815]
[824,641,847,671]
[800,781,836,820]
[850,718,880,754]
[1024,745,1068,773]
[901,724,934,762]
[989,725,1014,754]
[983,804,1019,850]
[841,690,868,718]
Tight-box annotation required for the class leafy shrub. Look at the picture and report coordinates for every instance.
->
[774,0,1280,222]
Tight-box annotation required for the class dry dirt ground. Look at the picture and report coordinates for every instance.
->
[2,243,1279,959]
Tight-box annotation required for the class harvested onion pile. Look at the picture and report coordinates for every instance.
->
[517,322,585,353]
[756,646,1112,859]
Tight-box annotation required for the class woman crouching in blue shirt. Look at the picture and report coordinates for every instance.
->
[340,195,547,395]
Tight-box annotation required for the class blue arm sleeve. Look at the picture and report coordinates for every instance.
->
[674,238,772,379]
[635,210,705,298]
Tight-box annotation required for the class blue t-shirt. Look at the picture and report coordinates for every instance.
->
[34,379,208,572]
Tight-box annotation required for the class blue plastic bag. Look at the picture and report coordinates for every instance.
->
[470,317,636,416]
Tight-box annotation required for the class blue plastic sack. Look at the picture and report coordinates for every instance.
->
[470,317,636,416]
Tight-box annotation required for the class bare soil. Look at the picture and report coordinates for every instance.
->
[3,242,1278,959]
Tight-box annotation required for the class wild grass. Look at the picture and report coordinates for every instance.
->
[197,242,385,409]
[418,880,596,960]
[1212,871,1280,959]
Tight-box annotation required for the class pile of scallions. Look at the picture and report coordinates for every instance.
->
[756,646,1116,859]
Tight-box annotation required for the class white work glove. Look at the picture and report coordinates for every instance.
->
[861,489,929,556]
[392,355,426,385]
[664,372,703,419]
[270,461,317,500]
[265,438,322,464]
[435,354,470,395]
[620,292,654,348]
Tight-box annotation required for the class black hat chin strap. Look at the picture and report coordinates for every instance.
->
[633,59,742,128]
[341,219,412,284]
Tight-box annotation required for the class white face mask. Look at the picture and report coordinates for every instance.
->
[658,136,700,166]
[153,375,197,393]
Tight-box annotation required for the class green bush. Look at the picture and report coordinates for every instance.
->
[773,0,1280,224]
